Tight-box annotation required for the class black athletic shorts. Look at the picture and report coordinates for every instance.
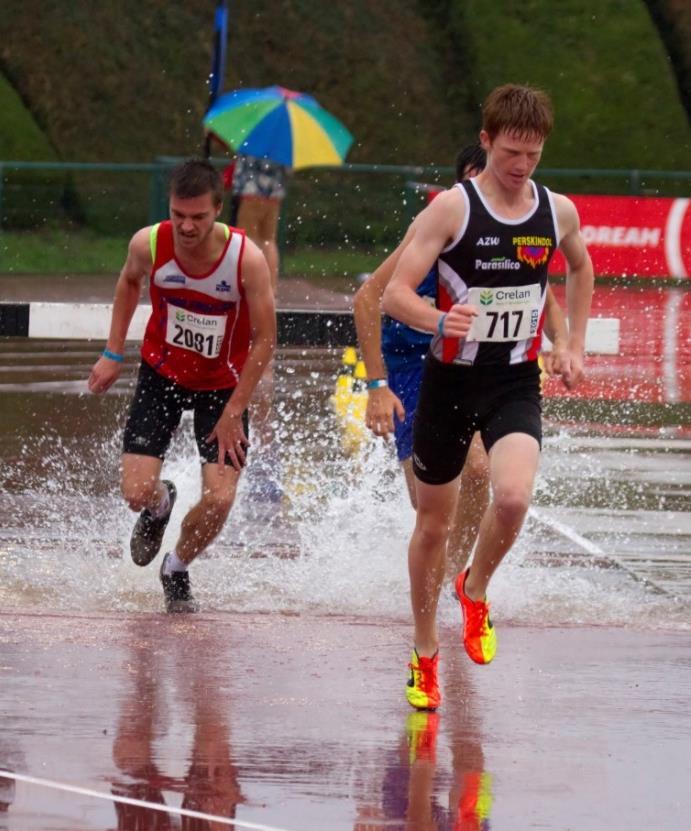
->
[412,354,542,485]
[122,361,249,464]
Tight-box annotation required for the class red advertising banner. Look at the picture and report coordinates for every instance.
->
[549,195,691,279]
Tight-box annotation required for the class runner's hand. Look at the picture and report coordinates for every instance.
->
[542,339,567,376]
[542,352,557,375]
[558,347,585,390]
[365,386,405,438]
[207,410,248,473]
[88,356,121,394]
[442,304,478,338]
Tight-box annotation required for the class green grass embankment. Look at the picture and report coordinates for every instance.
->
[461,0,690,170]
[0,74,57,161]
[2,1,688,170]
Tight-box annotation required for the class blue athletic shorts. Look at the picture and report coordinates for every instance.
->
[388,363,424,462]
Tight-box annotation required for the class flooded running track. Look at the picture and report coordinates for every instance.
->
[0,339,689,623]
[0,336,690,830]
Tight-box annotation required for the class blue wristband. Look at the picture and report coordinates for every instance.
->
[437,313,447,336]
[366,378,388,390]
[103,349,124,363]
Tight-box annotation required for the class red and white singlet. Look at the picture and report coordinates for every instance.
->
[141,220,249,390]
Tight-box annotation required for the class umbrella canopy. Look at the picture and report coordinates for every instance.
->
[203,85,354,170]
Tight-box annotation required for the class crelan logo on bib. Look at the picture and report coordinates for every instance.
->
[480,289,494,306]
[176,310,186,322]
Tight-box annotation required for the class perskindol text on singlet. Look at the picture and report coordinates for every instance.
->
[141,221,250,390]
[431,178,559,366]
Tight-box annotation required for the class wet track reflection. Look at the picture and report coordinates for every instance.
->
[1,615,690,830]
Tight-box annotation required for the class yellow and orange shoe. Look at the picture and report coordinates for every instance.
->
[406,710,440,764]
[406,649,441,711]
[455,570,497,665]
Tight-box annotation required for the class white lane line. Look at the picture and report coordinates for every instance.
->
[527,507,668,595]
[663,289,683,404]
[543,436,691,451]
[0,770,293,831]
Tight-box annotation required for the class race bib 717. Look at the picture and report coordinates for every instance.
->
[465,283,541,342]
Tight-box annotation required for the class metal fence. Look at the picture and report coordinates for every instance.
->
[1,157,690,249]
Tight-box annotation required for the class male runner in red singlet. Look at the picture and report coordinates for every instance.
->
[88,159,276,613]
[383,85,594,710]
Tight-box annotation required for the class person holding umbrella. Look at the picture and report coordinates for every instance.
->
[204,85,354,292]
[231,153,288,291]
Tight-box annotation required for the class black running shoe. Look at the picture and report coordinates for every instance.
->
[159,553,200,613]
[130,480,177,567]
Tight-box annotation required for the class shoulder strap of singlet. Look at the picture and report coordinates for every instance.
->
[149,220,178,269]
[149,222,161,262]
[462,178,484,209]
[441,184,472,254]
[528,182,554,221]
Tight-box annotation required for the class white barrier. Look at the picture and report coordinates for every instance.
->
[23,302,621,354]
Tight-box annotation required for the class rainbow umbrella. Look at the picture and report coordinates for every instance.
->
[203,85,354,170]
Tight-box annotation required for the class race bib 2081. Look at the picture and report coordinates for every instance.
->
[165,306,226,358]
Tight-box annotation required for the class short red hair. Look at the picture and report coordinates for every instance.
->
[482,84,554,141]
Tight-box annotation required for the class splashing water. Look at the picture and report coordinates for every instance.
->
[0,347,689,630]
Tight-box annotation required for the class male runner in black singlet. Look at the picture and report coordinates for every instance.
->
[383,84,594,710]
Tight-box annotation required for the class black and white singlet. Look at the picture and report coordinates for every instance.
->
[431,178,559,366]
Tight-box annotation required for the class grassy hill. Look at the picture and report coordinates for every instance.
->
[0,0,476,165]
[0,74,57,161]
[461,0,690,171]
[0,0,689,267]
[1,0,688,168]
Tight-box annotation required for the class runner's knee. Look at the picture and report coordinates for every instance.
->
[200,488,235,518]
[414,511,451,549]
[461,453,490,491]
[492,487,530,527]
[121,479,159,513]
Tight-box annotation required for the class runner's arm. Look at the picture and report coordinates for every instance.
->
[88,227,152,393]
[207,238,276,471]
[353,227,417,437]
[541,285,568,376]
[382,189,477,338]
[554,194,595,388]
